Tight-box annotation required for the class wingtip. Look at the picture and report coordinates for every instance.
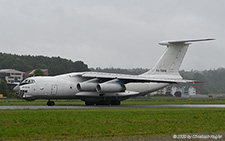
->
[192,81,204,84]
[206,38,216,41]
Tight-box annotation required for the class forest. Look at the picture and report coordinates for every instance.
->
[0,52,225,94]
[0,52,89,75]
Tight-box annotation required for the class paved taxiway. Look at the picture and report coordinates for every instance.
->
[1,104,225,109]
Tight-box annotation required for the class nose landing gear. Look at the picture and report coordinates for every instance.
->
[47,100,55,106]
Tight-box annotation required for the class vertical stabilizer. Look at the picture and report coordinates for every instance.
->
[142,38,215,79]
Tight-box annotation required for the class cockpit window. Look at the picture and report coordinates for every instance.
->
[20,79,35,86]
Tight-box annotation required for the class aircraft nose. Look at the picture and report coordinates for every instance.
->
[13,84,20,94]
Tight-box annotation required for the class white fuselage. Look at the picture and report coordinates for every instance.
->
[18,72,168,101]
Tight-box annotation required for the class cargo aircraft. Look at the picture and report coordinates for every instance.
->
[14,38,214,106]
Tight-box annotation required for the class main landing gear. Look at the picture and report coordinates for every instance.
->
[47,100,55,106]
[85,100,121,106]
[110,100,121,105]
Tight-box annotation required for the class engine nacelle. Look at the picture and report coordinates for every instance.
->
[96,83,126,93]
[77,82,97,92]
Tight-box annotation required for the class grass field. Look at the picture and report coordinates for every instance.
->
[1,97,225,106]
[0,108,225,140]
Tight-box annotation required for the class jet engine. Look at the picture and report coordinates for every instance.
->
[96,83,126,93]
[77,82,97,92]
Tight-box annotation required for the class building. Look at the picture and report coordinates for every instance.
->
[150,88,166,95]
[24,69,48,78]
[0,69,24,84]
[151,85,197,97]
[167,85,196,97]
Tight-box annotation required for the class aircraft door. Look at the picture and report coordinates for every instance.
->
[51,84,58,95]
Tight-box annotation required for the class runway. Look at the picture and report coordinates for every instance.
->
[1,104,225,109]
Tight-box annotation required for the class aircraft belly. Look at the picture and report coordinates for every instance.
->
[75,92,136,97]
[76,92,113,97]
[126,82,169,93]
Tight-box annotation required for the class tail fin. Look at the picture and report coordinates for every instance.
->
[142,38,215,79]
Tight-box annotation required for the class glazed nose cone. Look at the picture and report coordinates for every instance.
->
[13,84,20,94]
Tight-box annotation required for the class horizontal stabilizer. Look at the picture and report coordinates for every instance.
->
[159,38,215,45]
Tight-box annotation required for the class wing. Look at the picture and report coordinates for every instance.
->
[78,71,197,84]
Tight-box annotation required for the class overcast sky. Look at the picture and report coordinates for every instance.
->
[0,0,223,71]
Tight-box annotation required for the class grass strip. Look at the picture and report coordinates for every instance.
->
[1,97,225,106]
[0,108,225,140]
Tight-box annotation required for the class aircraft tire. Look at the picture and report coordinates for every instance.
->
[96,101,110,105]
[110,100,121,105]
[47,100,55,106]
[85,101,95,106]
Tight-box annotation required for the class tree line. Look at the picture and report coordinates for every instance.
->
[0,52,89,75]
[180,68,225,94]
